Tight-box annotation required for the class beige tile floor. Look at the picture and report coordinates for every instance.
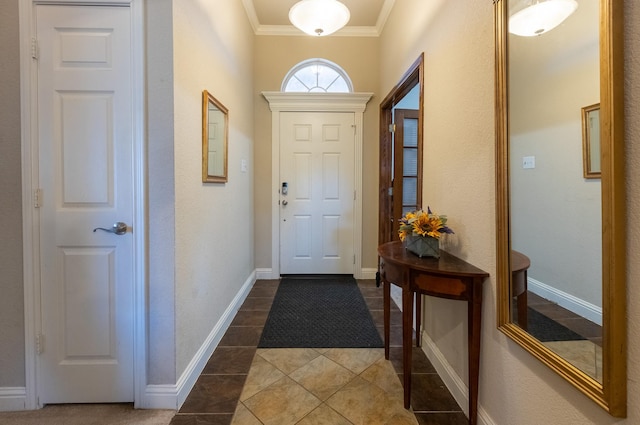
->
[172,279,468,425]
[232,348,418,425]
[527,292,603,382]
[543,340,603,381]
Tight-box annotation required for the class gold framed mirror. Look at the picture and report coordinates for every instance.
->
[495,0,626,416]
[202,90,228,183]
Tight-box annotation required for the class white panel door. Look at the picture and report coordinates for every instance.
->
[280,112,355,274]
[36,5,134,403]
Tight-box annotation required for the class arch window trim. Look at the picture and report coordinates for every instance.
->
[281,58,353,93]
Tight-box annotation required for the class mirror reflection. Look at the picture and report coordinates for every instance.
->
[582,103,601,178]
[202,90,228,183]
[508,0,602,382]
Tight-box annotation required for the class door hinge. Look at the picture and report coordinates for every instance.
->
[36,334,44,355]
[389,124,396,133]
[34,189,42,208]
[353,254,356,265]
[31,38,38,60]
[354,190,356,201]
[388,187,393,196]
[352,124,356,135]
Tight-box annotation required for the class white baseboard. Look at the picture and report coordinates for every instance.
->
[255,268,276,280]
[0,387,27,412]
[421,333,497,425]
[359,267,378,280]
[390,285,402,310]
[141,384,178,410]
[142,271,257,409]
[528,277,602,325]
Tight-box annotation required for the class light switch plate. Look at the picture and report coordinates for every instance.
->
[522,156,535,169]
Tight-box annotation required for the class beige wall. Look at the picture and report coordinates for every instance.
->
[3,1,640,421]
[172,0,255,379]
[146,0,177,385]
[0,0,24,388]
[381,0,640,424]
[381,0,496,401]
[144,0,259,385]
[253,36,380,271]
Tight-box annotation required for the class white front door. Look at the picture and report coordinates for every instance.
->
[279,112,355,274]
[36,4,135,404]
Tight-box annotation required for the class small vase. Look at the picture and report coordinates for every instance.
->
[404,234,440,258]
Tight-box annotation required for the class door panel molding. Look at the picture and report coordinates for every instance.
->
[18,0,146,410]
[262,92,372,278]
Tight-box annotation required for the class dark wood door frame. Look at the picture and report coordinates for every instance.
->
[378,53,425,245]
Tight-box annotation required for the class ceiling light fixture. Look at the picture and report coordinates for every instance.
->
[289,0,351,36]
[509,0,578,37]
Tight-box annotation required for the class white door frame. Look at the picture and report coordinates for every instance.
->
[262,92,372,279]
[19,0,146,409]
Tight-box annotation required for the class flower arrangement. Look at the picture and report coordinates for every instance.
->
[398,207,454,241]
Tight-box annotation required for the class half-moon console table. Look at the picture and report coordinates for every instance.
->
[378,241,489,425]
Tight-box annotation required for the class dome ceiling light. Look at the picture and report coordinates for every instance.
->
[289,0,351,36]
[509,0,578,37]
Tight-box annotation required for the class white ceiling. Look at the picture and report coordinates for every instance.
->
[242,0,396,36]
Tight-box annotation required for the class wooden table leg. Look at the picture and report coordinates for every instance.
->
[517,270,528,331]
[517,288,528,331]
[467,281,482,425]
[384,279,390,360]
[402,285,413,409]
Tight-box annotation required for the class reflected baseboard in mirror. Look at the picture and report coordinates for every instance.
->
[494,0,626,417]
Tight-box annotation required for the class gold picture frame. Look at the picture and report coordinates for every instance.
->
[202,90,228,183]
[582,103,601,179]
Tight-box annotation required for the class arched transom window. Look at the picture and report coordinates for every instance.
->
[282,58,353,93]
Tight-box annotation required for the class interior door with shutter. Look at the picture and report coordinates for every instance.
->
[279,112,355,275]
[36,4,135,403]
[392,108,421,238]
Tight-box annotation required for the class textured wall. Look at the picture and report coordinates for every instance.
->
[381,0,640,424]
[253,36,380,271]
[623,0,640,422]
[146,0,177,385]
[0,0,25,388]
[172,0,255,378]
[381,0,496,387]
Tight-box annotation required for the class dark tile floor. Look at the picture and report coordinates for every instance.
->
[170,279,467,425]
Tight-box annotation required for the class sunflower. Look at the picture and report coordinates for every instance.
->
[398,207,454,241]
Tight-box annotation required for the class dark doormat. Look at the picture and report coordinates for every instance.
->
[527,307,586,342]
[258,276,384,348]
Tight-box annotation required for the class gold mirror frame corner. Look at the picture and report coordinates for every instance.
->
[494,0,626,417]
[202,90,229,183]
